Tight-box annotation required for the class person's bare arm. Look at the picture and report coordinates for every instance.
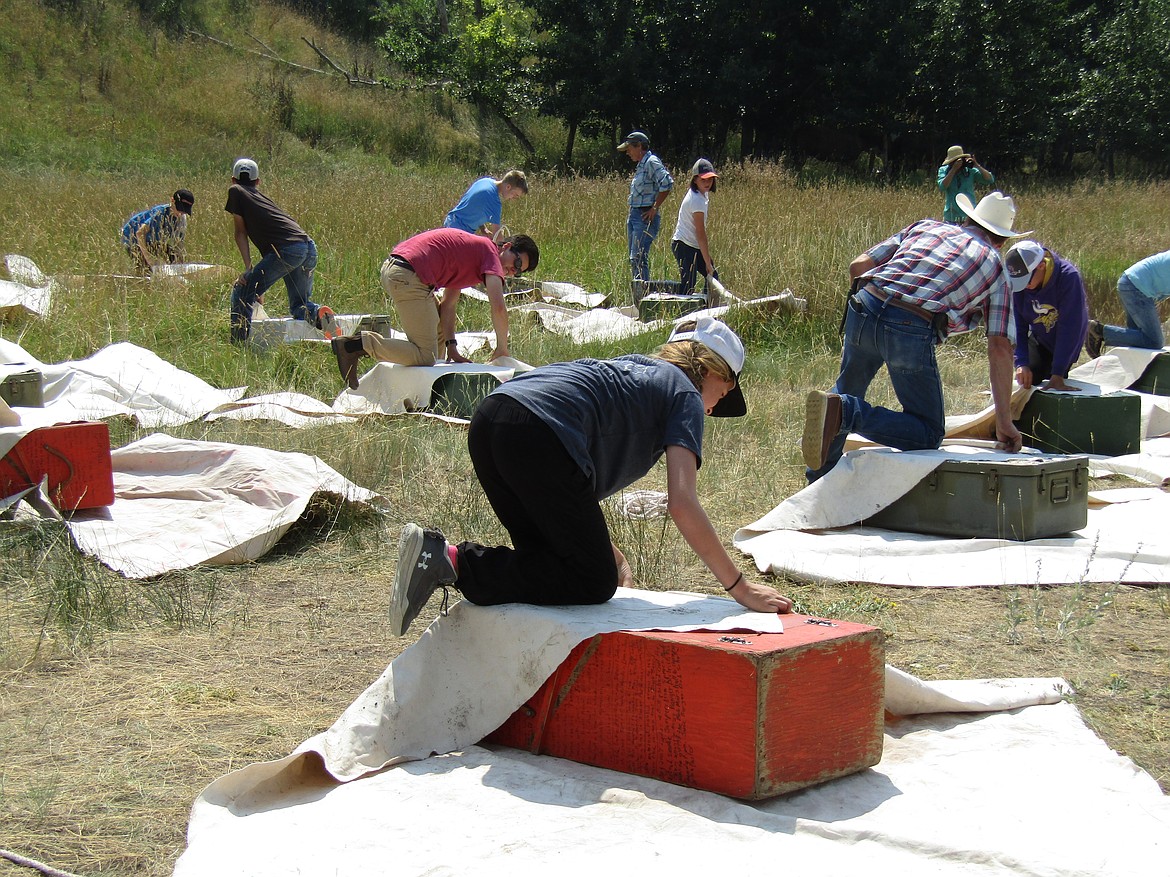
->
[484,274,510,360]
[988,335,1023,452]
[664,445,792,613]
[135,224,153,268]
[693,211,714,276]
[941,161,962,188]
[850,254,876,280]
[438,288,471,363]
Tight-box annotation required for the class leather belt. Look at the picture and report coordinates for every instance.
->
[387,254,415,272]
[863,286,937,324]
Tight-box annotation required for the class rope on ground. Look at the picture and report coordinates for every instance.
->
[0,848,85,877]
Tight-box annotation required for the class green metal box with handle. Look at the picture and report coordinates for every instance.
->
[864,455,1089,541]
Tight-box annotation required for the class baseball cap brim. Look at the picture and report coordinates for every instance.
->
[710,381,746,418]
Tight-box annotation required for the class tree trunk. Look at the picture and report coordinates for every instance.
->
[563,117,578,169]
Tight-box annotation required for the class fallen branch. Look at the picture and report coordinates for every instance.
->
[301,37,381,87]
[184,28,324,75]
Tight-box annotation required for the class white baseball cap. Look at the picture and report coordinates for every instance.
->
[1005,240,1046,292]
[232,158,259,183]
[667,316,747,417]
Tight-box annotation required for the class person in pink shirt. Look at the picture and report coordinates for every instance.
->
[331,228,538,389]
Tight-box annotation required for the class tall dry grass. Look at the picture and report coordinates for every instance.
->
[1,168,1169,876]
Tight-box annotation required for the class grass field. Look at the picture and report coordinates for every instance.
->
[2,160,1169,874]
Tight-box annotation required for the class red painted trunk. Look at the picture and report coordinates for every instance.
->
[0,421,115,510]
[483,615,886,799]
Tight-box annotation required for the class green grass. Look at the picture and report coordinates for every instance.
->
[0,1,1168,873]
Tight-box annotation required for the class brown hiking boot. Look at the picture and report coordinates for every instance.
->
[801,390,843,471]
[332,335,366,390]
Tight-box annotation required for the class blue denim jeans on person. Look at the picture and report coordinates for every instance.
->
[627,206,660,282]
[230,239,320,342]
[1101,275,1165,350]
[807,290,946,481]
[671,239,719,294]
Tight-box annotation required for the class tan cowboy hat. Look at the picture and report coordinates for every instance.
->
[957,191,1031,238]
[943,145,969,165]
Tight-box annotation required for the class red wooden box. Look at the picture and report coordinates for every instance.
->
[483,615,886,799]
[0,421,115,510]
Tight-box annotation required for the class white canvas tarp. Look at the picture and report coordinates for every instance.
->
[174,592,1168,877]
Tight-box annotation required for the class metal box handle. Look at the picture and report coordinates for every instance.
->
[1049,475,1071,504]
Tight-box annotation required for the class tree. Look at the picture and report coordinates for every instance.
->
[378,0,538,157]
[1072,0,1170,175]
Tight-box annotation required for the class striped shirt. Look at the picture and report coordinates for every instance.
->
[860,219,1013,340]
[628,152,673,208]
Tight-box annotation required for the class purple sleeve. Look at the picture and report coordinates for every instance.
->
[1049,268,1090,377]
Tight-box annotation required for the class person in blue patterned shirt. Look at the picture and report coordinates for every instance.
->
[121,189,194,273]
[618,131,673,283]
[801,191,1028,481]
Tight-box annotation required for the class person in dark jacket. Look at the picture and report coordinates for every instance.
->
[1006,240,1089,392]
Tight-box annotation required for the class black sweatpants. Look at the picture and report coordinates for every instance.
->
[457,394,618,606]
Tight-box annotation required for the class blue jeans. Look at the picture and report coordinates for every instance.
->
[671,239,718,294]
[808,290,946,481]
[230,239,320,342]
[627,206,660,282]
[1102,275,1165,350]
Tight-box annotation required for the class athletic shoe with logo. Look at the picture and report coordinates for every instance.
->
[315,305,342,340]
[390,523,458,636]
[1085,319,1105,360]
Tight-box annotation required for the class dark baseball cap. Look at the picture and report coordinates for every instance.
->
[618,131,651,151]
[173,189,195,214]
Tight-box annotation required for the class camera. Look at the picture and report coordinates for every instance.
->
[964,158,976,169]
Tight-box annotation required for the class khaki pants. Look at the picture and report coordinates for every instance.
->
[363,260,442,366]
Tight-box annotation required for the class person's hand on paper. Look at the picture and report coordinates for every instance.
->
[996,420,1024,453]
[1043,375,1079,392]
[728,575,794,615]
[446,344,471,364]
[1014,365,1033,389]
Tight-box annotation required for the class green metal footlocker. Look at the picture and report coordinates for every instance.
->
[1129,352,1170,396]
[864,455,1089,541]
[1014,390,1140,457]
[427,372,500,420]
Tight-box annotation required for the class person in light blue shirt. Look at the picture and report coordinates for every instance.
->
[619,131,674,282]
[443,170,528,238]
[1087,250,1170,355]
[937,145,994,223]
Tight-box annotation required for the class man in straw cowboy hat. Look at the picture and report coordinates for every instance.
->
[802,191,1028,481]
[938,145,994,223]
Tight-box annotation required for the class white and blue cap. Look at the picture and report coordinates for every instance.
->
[667,315,747,417]
[1005,240,1046,292]
[232,157,259,183]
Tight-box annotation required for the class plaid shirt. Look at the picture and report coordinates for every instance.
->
[860,219,1014,341]
[628,152,673,208]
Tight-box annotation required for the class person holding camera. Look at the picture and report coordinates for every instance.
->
[937,146,995,224]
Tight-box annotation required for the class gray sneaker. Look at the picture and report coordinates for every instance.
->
[390,523,457,636]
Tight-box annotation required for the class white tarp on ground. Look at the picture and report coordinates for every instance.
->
[331,357,527,419]
[0,254,52,319]
[733,445,1170,587]
[63,434,382,578]
[0,340,364,429]
[174,593,1167,877]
